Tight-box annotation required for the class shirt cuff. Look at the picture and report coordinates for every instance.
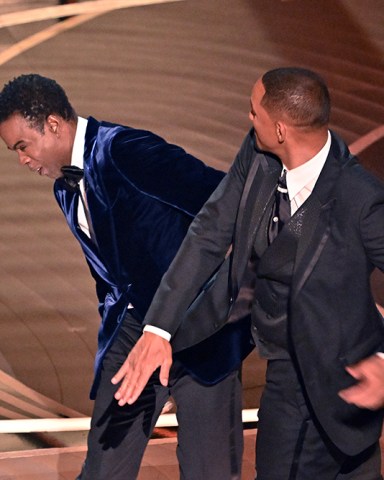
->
[143,325,171,342]
[376,352,384,360]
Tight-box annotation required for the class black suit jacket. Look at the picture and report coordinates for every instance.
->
[145,128,384,455]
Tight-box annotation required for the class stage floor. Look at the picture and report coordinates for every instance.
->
[0,430,255,479]
[0,430,383,479]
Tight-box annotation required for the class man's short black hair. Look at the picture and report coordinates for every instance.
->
[261,67,330,129]
[0,73,76,132]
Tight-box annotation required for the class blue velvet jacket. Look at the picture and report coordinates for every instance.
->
[54,117,225,397]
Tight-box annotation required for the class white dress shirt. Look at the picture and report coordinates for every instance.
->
[285,131,331,213]
[71,116,90,238]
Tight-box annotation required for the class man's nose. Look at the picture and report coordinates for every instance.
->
[18,151,30,165]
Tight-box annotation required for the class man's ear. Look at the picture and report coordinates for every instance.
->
[46,115,60,135]
[275,121,286,143]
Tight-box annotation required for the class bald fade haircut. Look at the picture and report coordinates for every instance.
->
[261,67,330,129]
[0,73,76,132]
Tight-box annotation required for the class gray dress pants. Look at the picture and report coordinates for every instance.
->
[256,359,382,480]
[77,311,244,480]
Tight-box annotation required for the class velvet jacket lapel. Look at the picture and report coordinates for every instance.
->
[55,117,123,288]
[54,177,116,288]
[82,118,122,283]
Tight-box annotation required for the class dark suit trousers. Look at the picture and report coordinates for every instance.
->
[256,359,382,480]
[77,311,243,480]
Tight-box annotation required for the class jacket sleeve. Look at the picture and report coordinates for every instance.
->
[360,190,384,272]
[143,130,257,337]
[109,127,225,216]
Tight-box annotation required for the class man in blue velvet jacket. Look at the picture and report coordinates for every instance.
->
[0,74,244,479]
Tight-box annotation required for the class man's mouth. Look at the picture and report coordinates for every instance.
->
[28,165,42,175]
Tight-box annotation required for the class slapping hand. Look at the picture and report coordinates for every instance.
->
[111,331,173,406]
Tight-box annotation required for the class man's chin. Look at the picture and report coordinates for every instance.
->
[47,171,61,180]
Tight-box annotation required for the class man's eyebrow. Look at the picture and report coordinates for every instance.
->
[10,140,23,150]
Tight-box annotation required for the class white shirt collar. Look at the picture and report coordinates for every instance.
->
[285,130,331,201]
[71,116,88,169]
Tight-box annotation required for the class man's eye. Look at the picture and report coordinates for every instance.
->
[19,145,26,152]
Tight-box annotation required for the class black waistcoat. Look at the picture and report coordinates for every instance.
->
[230,195,307,359]
[251,199,298,358]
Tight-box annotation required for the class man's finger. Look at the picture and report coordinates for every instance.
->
[114,360,143,404]
[114,365,154,406]
[111,362,129,385]
[125,372,153,405]
[159,359,172,387]
[345,365,365,381]
[338,383,364,403]
[339,386,381,410]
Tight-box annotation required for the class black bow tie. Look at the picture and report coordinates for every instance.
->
[61,165,84,190]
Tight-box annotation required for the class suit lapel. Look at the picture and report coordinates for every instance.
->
[232,154,280,292]
[82,118,122,281]
[54,178,105,266]
[54,178,82,239]
[257,216,299,279]
[292,135,347,297]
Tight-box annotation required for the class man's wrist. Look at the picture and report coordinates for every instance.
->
[143,325,171,342]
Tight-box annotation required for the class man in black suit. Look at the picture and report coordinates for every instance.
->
[114,67,384,478]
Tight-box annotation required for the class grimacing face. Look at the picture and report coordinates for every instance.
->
[0,113,70,179]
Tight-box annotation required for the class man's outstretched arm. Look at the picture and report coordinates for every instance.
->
[111,132,257,405]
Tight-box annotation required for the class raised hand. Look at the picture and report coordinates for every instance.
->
[338,354,384,410]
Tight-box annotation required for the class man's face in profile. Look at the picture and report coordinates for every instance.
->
[0,113,70,179]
